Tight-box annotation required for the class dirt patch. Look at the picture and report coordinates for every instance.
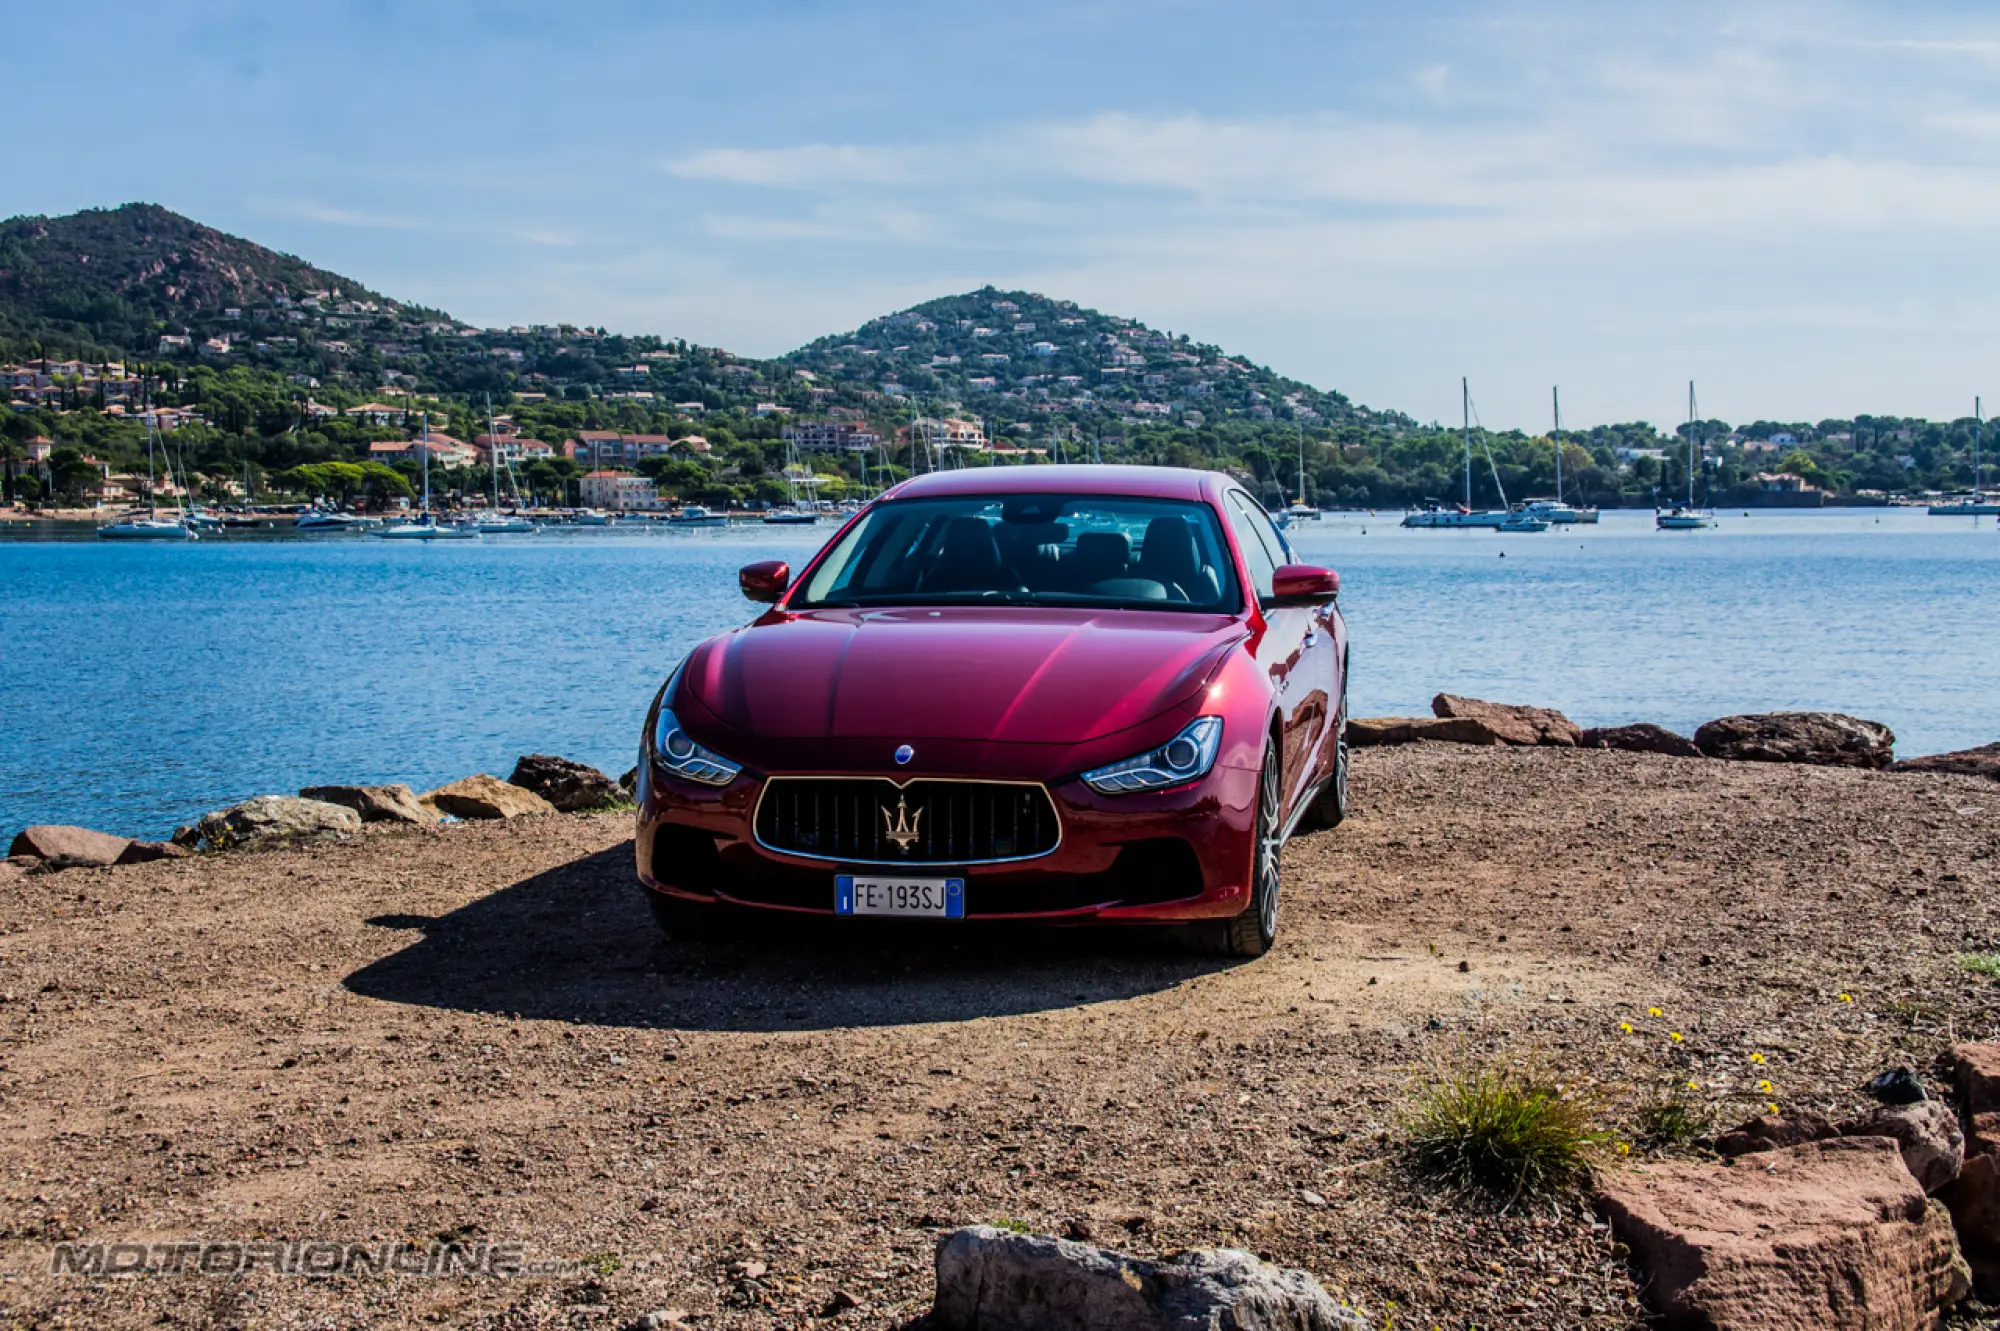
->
[1,746,1997,1328]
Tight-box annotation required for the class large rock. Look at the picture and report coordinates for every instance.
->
[930,1225,1368,1331]
[299,783,431,825]
[1597,1137,1968,1329]
[197,796,361,851]
[1694,711,1896,768]
[1841,1101,1965,1195]
[1948,1044,2000,1115]
[506,754,621,812]
[1890,742,2000,782]
[1431,693,1581,746]
[115,839,192,866]
[7,825,130,868]
[422,775,555,821]
[1346,715,1508,748]
[1579,723,1703,758]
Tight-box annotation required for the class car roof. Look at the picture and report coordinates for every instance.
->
[888,464,1219,503]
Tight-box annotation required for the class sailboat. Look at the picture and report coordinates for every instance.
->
[378,416,478,540]
[1930,398,1999,515]
[1657,382,1717,530]
[98,421,196,539]
[1403,379,1547,530]
[1283,427,1320,521]
[472,396,540,533]
[1520,387,1596,524]
[763,437,820,524]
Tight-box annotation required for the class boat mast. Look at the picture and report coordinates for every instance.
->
[1688,381,1698,509]
[1297,426,1306,506]
[1977,396,1985,497]
[421,413,431,517]
[1462,376,1472,510]
[486,393,498,512]
[1552,386,1562,505]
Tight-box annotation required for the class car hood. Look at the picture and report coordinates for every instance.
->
[680,606,1244,746]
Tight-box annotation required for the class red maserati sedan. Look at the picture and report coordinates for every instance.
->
[635,465,1347,956]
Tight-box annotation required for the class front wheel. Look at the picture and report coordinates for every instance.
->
[1202,742,1283,958]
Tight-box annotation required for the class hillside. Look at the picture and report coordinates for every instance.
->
[0,203,414,351]
[1,204,1991,510]
[783,287,1415,438]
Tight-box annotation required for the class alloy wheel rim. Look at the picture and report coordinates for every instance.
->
[1258,752,1281,939]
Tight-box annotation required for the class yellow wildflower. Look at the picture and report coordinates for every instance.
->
[1668,1031,1683,1043]
[1756,1079,1774,1093]
[1836,993,1853,1003]
[1749,1053,1765,1065]
[1686,1080,1700,1091]
[1768,1102,1780,1114]
[1617,1142,1631,1155]
[1618,1022,1634,1034]
[1647,1007,1663,1017]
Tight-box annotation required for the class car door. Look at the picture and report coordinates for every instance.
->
[1222,492,1322,824]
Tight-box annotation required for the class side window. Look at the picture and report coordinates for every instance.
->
[1223,493,1280,602]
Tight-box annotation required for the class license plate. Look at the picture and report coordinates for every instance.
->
[835,875,965,918]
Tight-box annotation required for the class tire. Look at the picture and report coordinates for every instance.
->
[645,887,724,941]
[1203,741,1283,958]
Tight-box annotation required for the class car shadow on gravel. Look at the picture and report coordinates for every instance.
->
[343,842,1241,1031]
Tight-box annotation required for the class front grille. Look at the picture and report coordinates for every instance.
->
[754,778,1061,865]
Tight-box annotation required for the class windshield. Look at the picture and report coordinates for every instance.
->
[794,493,1242,613]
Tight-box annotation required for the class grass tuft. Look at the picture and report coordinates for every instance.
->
[1633,1079,1710,1148]
[1403,1057,1611,1197]
[1961,953,2000,978]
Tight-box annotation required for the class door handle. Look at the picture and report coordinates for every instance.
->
[1304,629,1319,648]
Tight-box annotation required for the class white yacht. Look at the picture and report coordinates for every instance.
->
[1656,382,1717,531]
[668,504,729,527]
[1403,379,1531,530]
[99,423,196,540]
[295,510,380,533]
[378,419,479,540]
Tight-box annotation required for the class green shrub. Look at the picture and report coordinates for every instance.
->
[1403,1058,1610,1196]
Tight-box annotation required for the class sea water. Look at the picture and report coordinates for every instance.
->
[1,508,1993,838]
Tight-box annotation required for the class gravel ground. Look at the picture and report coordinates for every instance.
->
[2,744,1997,1329]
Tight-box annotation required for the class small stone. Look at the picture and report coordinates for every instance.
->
[1300,1189,1328,1207]
[826,1288,861,1312]
[1867,1068,1929,1106]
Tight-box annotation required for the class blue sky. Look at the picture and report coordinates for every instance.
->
[9,0,2000,429]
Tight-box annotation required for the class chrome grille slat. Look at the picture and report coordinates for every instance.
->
[754,779,1060,865]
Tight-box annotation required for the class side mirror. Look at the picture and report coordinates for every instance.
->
[1269,563,1339,605]
[739,559,791,603]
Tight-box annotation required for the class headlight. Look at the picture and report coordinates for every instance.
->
[650,701,742,787]
[1080,716,1223,795]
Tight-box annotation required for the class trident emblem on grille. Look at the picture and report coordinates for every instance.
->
[882,795,923,853]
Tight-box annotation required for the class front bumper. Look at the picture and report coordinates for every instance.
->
[636,761,1259,922]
